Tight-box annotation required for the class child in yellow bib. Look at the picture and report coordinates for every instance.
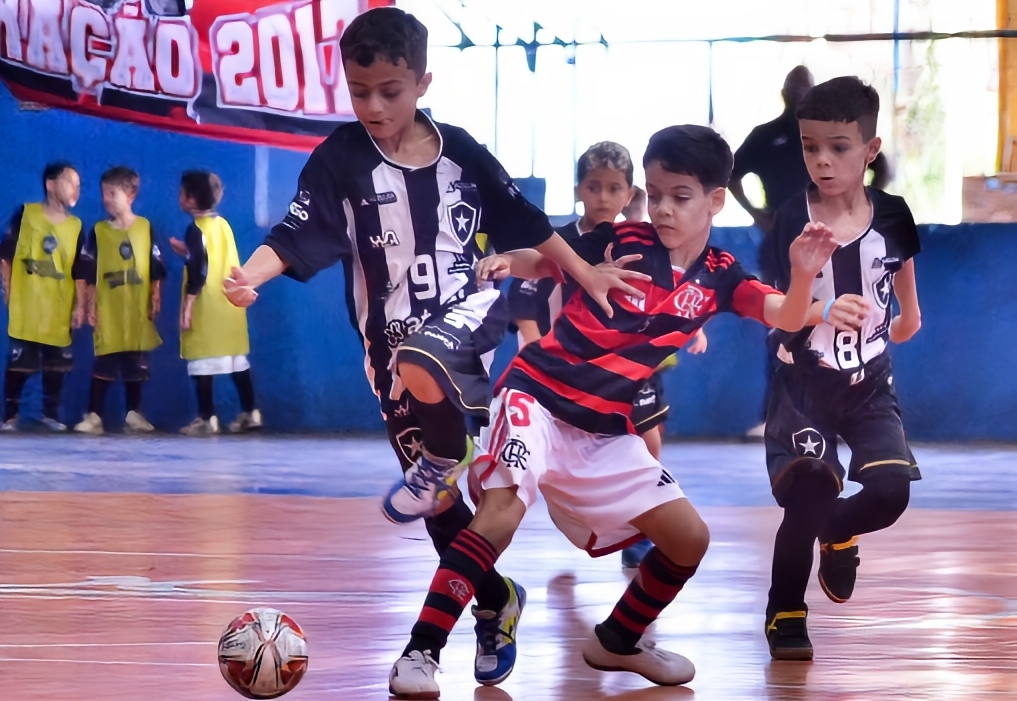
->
[0,162,86,431]
[73,167,166,435]
[172,171,260,436]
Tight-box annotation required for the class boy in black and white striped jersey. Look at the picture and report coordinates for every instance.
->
[761,76,923,660]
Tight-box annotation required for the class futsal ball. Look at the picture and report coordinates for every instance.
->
[218,607,308,699]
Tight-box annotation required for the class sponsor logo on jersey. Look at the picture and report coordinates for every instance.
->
[363,191,397,205]
[447,253,472,275]
[369,230,400,248]
[446,180,478,193]
[423,328,460,351]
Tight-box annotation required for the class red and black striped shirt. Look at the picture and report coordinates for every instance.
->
[498,221,779,435]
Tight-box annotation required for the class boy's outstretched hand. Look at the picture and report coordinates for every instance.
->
[579,243,648,317]
[169,237,188,258]
[224,267,258,308]
[789,222,838,278]
[475,254,512,283]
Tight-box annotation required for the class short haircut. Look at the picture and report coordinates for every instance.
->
[642,125,733,191]
[576,141,634,186]
[42,161,76,195]
[339,7,428,80]
[100,166,140,197]
[180,170,223,211]
[796,76,880,141]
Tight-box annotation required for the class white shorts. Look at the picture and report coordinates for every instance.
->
[186,355,250,376]
[472,389,686,556]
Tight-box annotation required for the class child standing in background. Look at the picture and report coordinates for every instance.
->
[74,166,165,435]
[0,162,86,431]
[172,171,260,436]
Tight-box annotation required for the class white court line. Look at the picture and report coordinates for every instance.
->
[0,657,212,667]
[0,642,208,648]
[0,548,358,560]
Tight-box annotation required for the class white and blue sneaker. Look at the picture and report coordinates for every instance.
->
[382,439,473,524]
[472,577,526,686]
[621,538,654,569]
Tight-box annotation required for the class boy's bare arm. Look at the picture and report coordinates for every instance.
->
[224,245,288,308]
[889,259,921,343]
[763,223,837,331]
[73,279,88,328]
[149,280,162,320]
[1,260,10,305]
[475,249,557,284]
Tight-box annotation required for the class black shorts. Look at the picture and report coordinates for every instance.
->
[764,352,921,506]
[93,352,150,382]
[384,302,508,470]
[632,371,670,434]
[6,337,73,373]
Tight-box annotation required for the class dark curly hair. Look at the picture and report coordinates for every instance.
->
[339,7,428,80]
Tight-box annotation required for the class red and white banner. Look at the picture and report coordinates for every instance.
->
[0,0,393,151]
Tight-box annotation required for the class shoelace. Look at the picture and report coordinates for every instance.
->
[404,463,444,500]
[476,617,508,654]
[410,650,441,673]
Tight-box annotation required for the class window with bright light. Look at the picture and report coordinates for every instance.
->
[402,0,999,225]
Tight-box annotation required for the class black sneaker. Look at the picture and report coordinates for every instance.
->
[818,537,860,603]
[765,611,813,661]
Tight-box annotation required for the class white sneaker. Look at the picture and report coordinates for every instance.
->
[74,412,104,435]
[582,633,695,686]
[180,416,219,436]
[745,422,766,440]
[40,416,68,432]
[1,415,18,432]
[125,410,155,434]
[388,649,440,699]
[228,409,262,433]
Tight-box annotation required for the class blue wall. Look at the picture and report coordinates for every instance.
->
[2,85,1015,440]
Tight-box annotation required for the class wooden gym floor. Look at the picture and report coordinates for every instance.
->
[1,436,1015,700]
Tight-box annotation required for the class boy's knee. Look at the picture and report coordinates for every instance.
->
[775,458,841,509]
[396,358,444,404]
[471,488,526,552]
[866,470,911,517]
[683,515,711,563]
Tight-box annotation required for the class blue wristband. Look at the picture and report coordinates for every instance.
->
[822,298,836,323]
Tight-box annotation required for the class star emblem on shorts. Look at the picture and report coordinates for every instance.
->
[455,212,470,233]
[792,428,827,460]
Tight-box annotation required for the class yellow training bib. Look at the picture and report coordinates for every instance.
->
[93,218,162,356]
[8,203,82,347]
[180,215,250,361]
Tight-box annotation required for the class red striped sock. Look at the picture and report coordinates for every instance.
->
[599,547,697,653]
[404,529,498,660]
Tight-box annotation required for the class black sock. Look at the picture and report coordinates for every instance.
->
[4,370,29,421]
[231,370,255,413]
[424,493,509,612]
[193,375,215,420]
[822,472,911,544]
[89,378,112,415]
[125,381,143,413]
[41,371,65,421]
[768,469,839,614]
[409,395,468,463]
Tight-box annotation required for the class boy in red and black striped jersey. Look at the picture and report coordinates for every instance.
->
[386,125,840,695]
